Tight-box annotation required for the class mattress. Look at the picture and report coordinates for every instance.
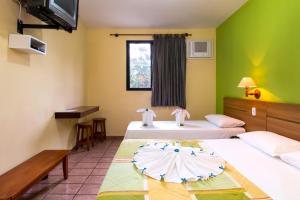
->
[204,139,300,200]
[125,120,245,139]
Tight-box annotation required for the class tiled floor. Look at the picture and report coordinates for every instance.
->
[20,137,123,200]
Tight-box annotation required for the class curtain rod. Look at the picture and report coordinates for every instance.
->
[110,33,192,37]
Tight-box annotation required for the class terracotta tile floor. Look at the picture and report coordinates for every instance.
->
[19,137,123,200]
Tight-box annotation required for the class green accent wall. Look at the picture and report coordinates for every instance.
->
[216,0,300,113]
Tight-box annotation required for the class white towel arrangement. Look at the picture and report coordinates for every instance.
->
[132,142,225,183]
[136,108,157,127]
[171,108,190,126]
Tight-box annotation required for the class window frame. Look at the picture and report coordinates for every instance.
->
[126,40,153,91]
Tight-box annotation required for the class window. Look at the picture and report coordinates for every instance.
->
[126,40,152,91]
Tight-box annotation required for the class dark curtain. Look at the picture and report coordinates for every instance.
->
[151,34,187,108]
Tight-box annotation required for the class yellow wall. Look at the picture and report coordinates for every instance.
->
[86,29,216,136]
[0,1,87,174]
[0,2,216,173]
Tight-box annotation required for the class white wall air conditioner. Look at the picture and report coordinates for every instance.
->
[187,40,212,58]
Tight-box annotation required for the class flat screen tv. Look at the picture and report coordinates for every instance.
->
[22,0,79,33]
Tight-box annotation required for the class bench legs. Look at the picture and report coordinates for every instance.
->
[63,156,68,180]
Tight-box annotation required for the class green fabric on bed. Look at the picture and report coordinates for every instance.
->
[186,172,240,191]
[180,140,201,148]
[195,192,249,200]
[115,140,201,159]
[99,163,145,193]
[115,140,146,159]
[97,194,145,200]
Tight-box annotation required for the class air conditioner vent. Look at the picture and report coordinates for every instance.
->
[187,40,212,58]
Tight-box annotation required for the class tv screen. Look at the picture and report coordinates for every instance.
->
[23,0,79,33]
[50,0,79,29]
[53,0,76,18]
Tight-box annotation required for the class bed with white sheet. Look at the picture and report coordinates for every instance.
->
[97,136,300,200]
[125,120,245,139]
[97,98,300,200]
[204,139,300,200]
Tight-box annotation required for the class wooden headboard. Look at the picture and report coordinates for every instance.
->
[224,97,300,141]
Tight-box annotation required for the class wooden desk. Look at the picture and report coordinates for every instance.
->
[55,106,99,119]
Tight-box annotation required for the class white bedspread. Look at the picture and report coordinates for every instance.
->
[204,139,300,200]
[125,120,245,139]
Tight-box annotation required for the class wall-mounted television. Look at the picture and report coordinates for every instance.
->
[22,0,79,33]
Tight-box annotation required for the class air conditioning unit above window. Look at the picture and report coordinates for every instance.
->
[187,40,212,58]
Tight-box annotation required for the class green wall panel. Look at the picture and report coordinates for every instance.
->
[216,0,300,113]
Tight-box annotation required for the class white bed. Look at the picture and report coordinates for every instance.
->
[204,139,300,200]
[125,120,245,139]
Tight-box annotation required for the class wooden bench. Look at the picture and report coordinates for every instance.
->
[0,150,69,200]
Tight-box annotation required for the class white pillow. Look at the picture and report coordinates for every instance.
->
[280,151,300,170]
[238,131,300,156]
[205,114,245,128]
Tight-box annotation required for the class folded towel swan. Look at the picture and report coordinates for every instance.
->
[136,108,157,127]
[171,108,190,126]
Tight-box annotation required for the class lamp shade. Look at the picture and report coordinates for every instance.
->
[238,77,256,88]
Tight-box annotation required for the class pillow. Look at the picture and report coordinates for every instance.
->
[205,114,245,128]
[280,151,300,170]
[238,131,300,156]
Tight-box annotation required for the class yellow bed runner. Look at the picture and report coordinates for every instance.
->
[97,139,271,200]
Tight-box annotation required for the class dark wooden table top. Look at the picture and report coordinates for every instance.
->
[55,106,99,119]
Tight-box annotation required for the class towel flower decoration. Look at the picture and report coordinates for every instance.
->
[171,108,190,126]
[133,142,225,184]
[137,108,157,127]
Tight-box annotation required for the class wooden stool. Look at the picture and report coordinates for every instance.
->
[76,122,94,151]
[93,118,106,141]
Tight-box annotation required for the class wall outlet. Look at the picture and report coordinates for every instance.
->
[252,107,256,116]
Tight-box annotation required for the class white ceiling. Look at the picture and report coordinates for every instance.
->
[79,0,248,28]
